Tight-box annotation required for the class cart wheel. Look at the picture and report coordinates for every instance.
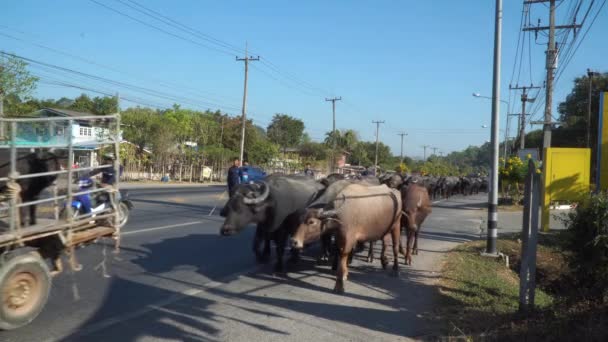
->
[0,252,52,330]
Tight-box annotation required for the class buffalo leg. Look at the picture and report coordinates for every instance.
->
[390,222,401,277]
[366,241,375,263]
[380,239,389,270]
[413,230,420,255]
[253,227,270,263]
[331,240,339,271]
[29,204,37,225]
[274,229,289,274]
[334,236,352,294]
[405,228,415,265]
[317,233,331,264]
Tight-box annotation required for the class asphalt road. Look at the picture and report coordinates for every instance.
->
[0,186,492,342]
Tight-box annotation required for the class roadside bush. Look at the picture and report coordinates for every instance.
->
[562,191,608,301]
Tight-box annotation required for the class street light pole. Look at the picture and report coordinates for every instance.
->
[473,93,509,166]
[486,0,502,256]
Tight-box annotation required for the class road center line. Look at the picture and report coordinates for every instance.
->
[122,221,203,236]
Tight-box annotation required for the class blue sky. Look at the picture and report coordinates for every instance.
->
[1,0,607,158]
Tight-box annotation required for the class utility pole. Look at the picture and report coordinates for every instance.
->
[485,0,502,256]
[326,97,341,172]
[510,84,540,150]
[431,146,439,156]
[236,43,260,165]
[372,120,384,175]
[421,145,430,161]
[439,151,444,157]
[524,0,580,152]
[397,132,407,162]
[587,69,600,148]
[0,65,4,139]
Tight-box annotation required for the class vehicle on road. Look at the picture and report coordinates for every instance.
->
[240,165,266,183]
[0,115,123,330]
[63,177,133,228]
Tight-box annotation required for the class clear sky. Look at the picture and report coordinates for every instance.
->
[1,0,607,158]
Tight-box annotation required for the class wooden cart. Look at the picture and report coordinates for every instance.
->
[0,114,122,330]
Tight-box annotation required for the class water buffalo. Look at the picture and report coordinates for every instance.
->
[0,149,60,226]
[304,178,380,264]
[219,174,325,273]
[322,173,345,185]
[292,184,403,294]
[401,183,432,265]
[381,173,405,189]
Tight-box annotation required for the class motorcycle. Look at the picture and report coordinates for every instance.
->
[62,177,133,228]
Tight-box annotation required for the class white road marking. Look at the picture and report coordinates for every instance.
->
[122,221,203,236]
[208,190,228,216]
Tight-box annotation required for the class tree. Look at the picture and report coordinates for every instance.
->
[92,96,118,115]
[69,94,95,113]
[324,129,359,152]
[122,107,160,155]
[299,141,328,162]
[267,114,305,152]
[0,55,38,123]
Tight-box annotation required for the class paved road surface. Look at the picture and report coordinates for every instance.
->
[0,186,494,341]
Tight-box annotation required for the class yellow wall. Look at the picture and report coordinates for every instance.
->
[542,148,590,231]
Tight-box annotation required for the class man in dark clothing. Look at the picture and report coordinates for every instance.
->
[303,163,314,177]
[227,158,241,196]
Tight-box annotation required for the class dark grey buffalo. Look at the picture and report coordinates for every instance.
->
[219,174,325,273]
[0,149,61,226]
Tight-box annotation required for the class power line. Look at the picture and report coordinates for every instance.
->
[0,51,244,113]
[0,29,242,106]
[87,0,236,56]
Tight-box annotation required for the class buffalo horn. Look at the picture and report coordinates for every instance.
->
[319,209,338,219]
[242,181,270,205]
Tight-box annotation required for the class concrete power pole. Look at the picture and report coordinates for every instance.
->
[372,120,384,174]
[236,43,260,165]
[431,147,439,156]
[485,0,502,255]
[326,97,341,172]
[524,0,580,152]
[397,132,407,162]
[587,69,600,148]
[421,145,430,161]
[510,84,540,150]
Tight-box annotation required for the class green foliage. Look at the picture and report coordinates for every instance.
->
[324,129,359,153]
[562,191,608,301]
[443,142,490,174]
[299,141,328,161]
[248,138,279,165]
[0,55,38,101]
[267,114,305,151]
[418,159,460,176]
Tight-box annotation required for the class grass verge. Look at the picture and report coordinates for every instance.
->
[436,232,608,341]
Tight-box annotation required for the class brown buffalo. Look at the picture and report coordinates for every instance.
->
[401,183,432,265]
[291,184,402,294]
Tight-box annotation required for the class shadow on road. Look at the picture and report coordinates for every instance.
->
[59,228,476,341]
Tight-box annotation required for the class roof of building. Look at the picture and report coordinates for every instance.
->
[32,108,97,117]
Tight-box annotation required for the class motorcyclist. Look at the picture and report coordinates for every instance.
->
[90,153,123,200]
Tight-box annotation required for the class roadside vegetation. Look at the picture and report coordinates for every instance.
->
[438,191,608,341]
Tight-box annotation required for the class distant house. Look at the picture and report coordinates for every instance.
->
[15,108,121,167]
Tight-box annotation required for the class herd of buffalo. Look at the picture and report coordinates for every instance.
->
[1,150,488,294]
[219,171,488,294]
